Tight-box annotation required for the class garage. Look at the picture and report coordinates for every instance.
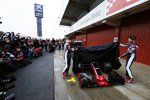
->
[120,9,150,65]
[86,24,115,46]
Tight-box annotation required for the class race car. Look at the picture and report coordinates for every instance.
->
[72,42,124,88]
[72,42,121,74]
[78,62,109,88]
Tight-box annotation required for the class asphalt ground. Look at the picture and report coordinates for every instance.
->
[54,51,129,100]
[8,52,54,100]
[6,50,150,100]
[54,50,150,100]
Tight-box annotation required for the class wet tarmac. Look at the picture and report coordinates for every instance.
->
[6,50,150,100]
[54,50,150,100]
[8,52,54,100]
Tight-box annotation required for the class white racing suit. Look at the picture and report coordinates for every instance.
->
[120,43,138,78]
[63,49,71,74]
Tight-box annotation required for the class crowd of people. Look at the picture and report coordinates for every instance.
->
[0,31,65,99]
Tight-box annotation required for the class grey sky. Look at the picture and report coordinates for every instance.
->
[0,0,69,39]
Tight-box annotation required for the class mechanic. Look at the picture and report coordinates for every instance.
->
[62,40,73,79]
[120,36,138,83]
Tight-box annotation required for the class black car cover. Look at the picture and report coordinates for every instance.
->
[72,42,121,74]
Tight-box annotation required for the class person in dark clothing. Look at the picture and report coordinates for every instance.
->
[33,39,40,48]
[51,38,56,51]
[51,38,55,46]
[0,51,17,74]
[41,39,47,53]
[58,41,61,50]
[61,40,65,50]
[120,36,138,83]
[14,47,26,68]
[21,40,32,65]
[62,40,73,79]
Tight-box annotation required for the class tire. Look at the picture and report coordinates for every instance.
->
[102,62,112,74]
[79,78,85,88]
[78,74,85,88]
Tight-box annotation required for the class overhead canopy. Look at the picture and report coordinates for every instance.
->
[60,0,104,26]
[63,0,150,37]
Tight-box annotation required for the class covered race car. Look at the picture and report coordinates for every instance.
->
[72,42,124,87]
[72,42,121,74]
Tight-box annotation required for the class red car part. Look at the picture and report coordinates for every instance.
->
[91,62,109,86]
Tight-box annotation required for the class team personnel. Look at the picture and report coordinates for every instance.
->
[62,40,72,79]
[120,36,138,83]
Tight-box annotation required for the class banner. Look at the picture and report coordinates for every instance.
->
[106,0,149,17]
[34,3,43,37]
[34,3,43,18]
[68,1,106,34]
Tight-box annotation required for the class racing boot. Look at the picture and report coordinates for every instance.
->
[124,76,129,82]
[66,73,72,77]
[126,78,133,83]
[62,73,67,79]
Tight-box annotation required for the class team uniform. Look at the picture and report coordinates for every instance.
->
[62,42,72,79]
[120,42,138,82]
